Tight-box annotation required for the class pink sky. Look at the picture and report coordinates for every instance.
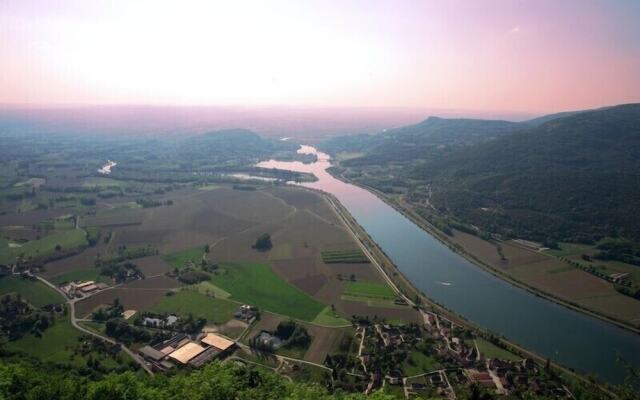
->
[1,0,639,114]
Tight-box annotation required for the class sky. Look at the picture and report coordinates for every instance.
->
[1,0,639,114]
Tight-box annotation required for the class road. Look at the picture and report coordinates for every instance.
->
[36,275,154,375]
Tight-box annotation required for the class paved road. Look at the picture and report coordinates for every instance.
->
[36,275,154,375]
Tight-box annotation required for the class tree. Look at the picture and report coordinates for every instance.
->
[253,233,272,251]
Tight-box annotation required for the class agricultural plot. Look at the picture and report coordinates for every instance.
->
[0,228,87,264]
[151,290,237,325]
[321,249,369,264]
[163,246,205,270]
[0,275,64,307]
[311,306,350,327]
[342,281,396,302]
[210,262,325,321]
[48,268,110,286]
[6,317,128,370]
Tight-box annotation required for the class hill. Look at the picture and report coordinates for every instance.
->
[323,104,640,244]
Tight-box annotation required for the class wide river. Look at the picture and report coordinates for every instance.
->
[258,145,640,385]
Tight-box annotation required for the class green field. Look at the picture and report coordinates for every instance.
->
[544,242,593,257]
[163,246,205,270]
[474,338,521,361]
[210,262,325,321]
[82,177,129,188]
[321,249,369,264]
[402,351,440,376]
[7,316,126,369]
[6,316,81,363]
[343,281,395,300]
[0,275,64,307]
[151,290,237,324]
[311,306,350,327]
[49,268,110,286]
[193,280,231,299]
[0,229,87,264]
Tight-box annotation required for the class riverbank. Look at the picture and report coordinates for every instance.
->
[301,185,616,397]
[335,172,640,336]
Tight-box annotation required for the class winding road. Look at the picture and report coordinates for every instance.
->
[36,275,154,375]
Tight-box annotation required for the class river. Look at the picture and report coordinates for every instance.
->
[257,145,640,385]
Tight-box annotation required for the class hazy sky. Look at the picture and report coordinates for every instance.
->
[1,0,639,114]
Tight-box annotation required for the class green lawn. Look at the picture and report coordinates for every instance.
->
[49,268,110,286]
[151,290,237,324]
[210,262,325,321]
[0,229,87,264]
[475,338,521,361]
[311,306,350,327]
[163,246,205,270]
[402,351,440,376]
[343,281,395,300]
[0,275,64,307]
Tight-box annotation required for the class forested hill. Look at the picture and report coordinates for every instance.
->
[320,116,526,163]
[322,103,640,244]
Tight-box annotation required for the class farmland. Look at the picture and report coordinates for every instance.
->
[210,262,325,321]
[321,249,369,264]
[0,228,87,264]
[151,289,237,324]
[0,275,64,307]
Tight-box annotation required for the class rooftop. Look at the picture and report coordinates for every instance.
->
[169,342,206,364]
[201,333,235,351]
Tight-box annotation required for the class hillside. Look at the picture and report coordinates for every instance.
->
[324,104,640,244]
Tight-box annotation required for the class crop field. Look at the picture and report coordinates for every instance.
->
[343,281,396,300]
[0,228,87,264]
[151,289,237,324]
[48,268,110,285]
[321,249,369,264]
[163,246,205,270]
[210,262,325,321]
[506,258,640,324]
[0,275,64,307]
[75,287,171,318]
[450,229,640,326]
[311,306,350,327]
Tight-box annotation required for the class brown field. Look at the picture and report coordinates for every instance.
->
[0,226,41,241]
[42,247,101,278]
[135,255,173,276]
[450,230,640,325]
[0,208,68,226]
[303,325,351,364]
[337,300,420,324]
[75,287,171,318]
